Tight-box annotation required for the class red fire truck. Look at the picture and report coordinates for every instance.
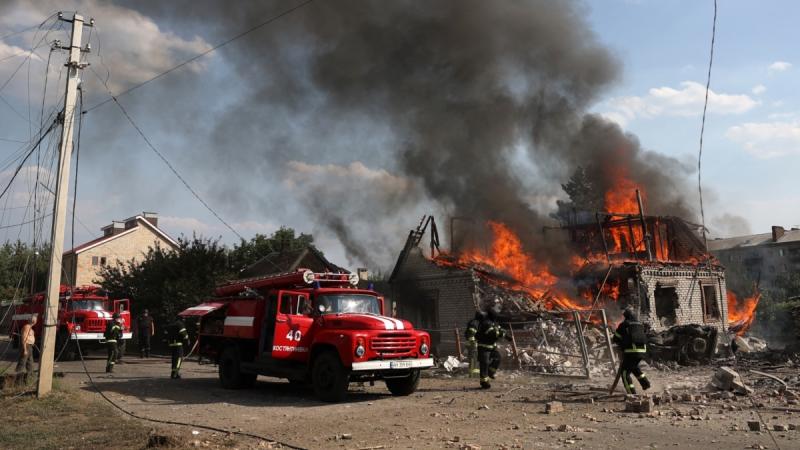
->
[10,285,131,359]
[180,270,434,402]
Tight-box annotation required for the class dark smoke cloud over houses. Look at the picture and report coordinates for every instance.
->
[115,0,696,268]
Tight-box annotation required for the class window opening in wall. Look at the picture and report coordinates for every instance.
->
[91,256,99,266]
[701,285,720,321]
[100,256,107,266]
[654,286,678,327]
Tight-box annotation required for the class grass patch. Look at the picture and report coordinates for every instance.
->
[0,389,163,450]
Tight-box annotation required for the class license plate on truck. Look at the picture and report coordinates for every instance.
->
[390,360,412,369]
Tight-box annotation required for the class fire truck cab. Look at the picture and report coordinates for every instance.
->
[181,270,434,402]
[10,285,132,359]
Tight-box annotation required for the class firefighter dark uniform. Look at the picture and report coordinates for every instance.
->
[613,309,651,394]
[475,310,508,389]
[104,314,123,373]
[166,319,190,379]
[464,311,484,378]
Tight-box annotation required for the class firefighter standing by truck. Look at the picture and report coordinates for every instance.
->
[104,313,123,373]
[165,317,189,379]
[475,303,509,389]
[613,308,652,394]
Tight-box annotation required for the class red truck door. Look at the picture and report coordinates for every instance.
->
[272,290,314,362]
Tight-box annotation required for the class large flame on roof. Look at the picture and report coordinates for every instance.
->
[450,221,604,311]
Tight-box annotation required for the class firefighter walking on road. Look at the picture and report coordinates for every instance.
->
[464,311,484,378]
[613,308,651,394]
[104,313,123,373]
[166,317,190,379]
[475,303,509,389]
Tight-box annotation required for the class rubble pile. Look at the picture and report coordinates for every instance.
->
[510,317,613,376]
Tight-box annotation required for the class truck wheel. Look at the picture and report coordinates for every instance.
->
[385,369,421,396]
[312,351,349,402]
[219,346,254,389]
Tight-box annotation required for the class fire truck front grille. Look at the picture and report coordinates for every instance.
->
[370,334,416,354]
[84,318,106,331]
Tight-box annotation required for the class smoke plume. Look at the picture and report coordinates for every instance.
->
[115,1,696,269]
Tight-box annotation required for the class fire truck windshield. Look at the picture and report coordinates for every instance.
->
[316,294,380,315]
[69,300,106,311]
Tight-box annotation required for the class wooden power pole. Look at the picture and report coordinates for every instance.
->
[37,12,92,398]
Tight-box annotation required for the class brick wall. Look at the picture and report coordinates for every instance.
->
[63,224,175,286]
[391,248,477,356]
[637,265,729,332]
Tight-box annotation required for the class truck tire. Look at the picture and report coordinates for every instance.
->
[385,369,421,396]
[312,351,349,402]
[219,346,256,389]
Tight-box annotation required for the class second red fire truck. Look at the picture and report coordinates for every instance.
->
[10,285,131,359]
[180,269,434,402]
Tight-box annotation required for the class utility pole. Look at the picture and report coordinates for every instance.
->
[37,12,92,398]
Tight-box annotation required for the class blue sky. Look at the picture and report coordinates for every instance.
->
[0,0,797,270]
[588,0,800,234]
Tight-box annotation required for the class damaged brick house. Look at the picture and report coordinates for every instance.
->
[389,214,729,357]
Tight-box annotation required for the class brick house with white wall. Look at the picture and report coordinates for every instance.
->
[61,212,178,286]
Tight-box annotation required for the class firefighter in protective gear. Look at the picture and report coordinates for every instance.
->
[165,318,190,379]
[613,308,651,394]
[464,311,484,378]
[476,304,509,389]
[104,313,123,373]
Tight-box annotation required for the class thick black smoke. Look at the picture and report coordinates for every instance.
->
[114,0,695,269]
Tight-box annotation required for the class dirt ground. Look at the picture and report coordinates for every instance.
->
[2,339,799,450]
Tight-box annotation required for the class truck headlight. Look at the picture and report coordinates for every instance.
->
[75,325,81,331]
[420,343,429,355]
[355,345,365,357]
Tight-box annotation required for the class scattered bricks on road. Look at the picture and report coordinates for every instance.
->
[747,421,763,432]
[625,396,654,413]
[773,424,788,432]
[557,424,574,432]
[681,393,697,402]
[789,424,797,431]
[545,424,557,432]
[459,444,481,450]
[545,401,564,414]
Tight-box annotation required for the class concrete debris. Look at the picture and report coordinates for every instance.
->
[625,395,654,413]
[709,367,753,395]
[442,356,463,373]
[747,421,762,432]
[734,335,768,353]
[545,401,564,414]
[773,424,788,432]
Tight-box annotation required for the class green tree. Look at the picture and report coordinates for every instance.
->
[97,235,233,326]
[551,166,603,224]
[0,241,50,300]
[228,226,316,272]
[752,272,800,343]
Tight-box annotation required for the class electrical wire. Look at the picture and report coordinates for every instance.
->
[88,67,244,241]
[82,0,315,114]
[0,15,55,43]
[69,336,307,450]
[0,119,58,202]
[697,0,716,251]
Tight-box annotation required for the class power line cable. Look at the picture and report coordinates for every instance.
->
[697,0,716,251]
[88,67,245,241]
[83,0,314,113]
[0,119,58,202]
[0,15,56,43]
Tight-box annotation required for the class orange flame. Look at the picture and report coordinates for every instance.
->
[727,291,761,335]
[451,222,604,311]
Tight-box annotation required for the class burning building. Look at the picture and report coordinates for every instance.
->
[389,201,738,357]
